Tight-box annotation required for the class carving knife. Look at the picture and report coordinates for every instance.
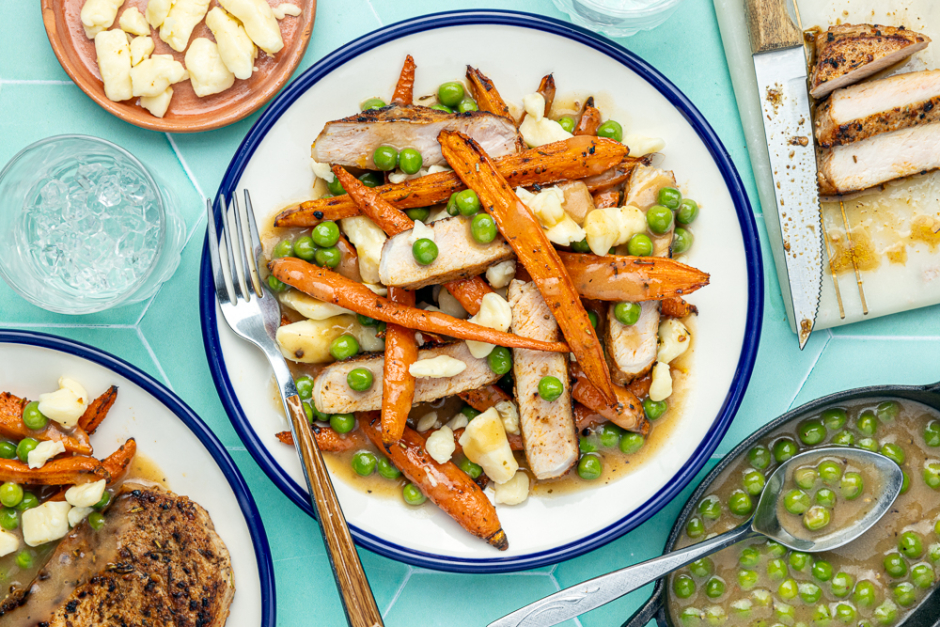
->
[746,0,822,349]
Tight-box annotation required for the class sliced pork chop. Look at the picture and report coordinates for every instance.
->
[0,484,234,627]
[816,70,940,147]
[508,280,578,481]
[314,105,522,169]
[810,24,931,99]
[818,121,940,196]
[312,342,500,414]
[624,164,676,257]
[379,215,514,289]
[606,300,660,385]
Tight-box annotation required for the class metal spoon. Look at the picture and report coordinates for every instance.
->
[489,447,903,627]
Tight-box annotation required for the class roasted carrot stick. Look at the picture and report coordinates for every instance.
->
[458,385,512,412]
[382,287,418,444]
[276,426,368,452]
[391,54,416,106]
[558,252,710,302]
[335,234,362,283]
[570,363,649,434]
[575,96,601,136]
[360,412,508,550]
[271,258,571,353]
[101,438,136,484]
[275,137,628,227]
[0,392,93,455]
[439,130,616,402]
[661,296,699,319]
[79,385,118,434]
[627,372,653,400]
[519,73,556,126]
[583,154,650,193]
[0,455,109,485]
[443,277,492,316]
[465,65,513,122]
[592,187,620,209]
[574,402,605,432]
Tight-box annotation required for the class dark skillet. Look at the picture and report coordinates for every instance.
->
[622,380,940,627]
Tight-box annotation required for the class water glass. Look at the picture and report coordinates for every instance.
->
[553,0,687,38]
[0,135,184,315]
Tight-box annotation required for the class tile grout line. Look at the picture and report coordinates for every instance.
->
[786,331,832,411]
[135,326,175,391]
[1,322,136,329]
[547,570,585,627]
[831,333,940,341]
[381,565,413,618]
[165,133,207,200]
[363,0,383,26]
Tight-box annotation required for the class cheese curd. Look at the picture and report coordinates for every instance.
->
[516,185,586,246]
[445,413,469,431]
[415,411,440,432]
[130,35,155,66]
[409,355,467,379]
[130,54,188,98]
[657,318,691,364]
[68,506,94,528]
[623,133,666,157]
[186,38,235,97]
[544,214,586,247]
[65,479,107,508]
[159,0,211,52]
[583,205,646,257]
[205,7,257,80]
[22,501,72,547]
[465,292,512,358]
[145,0,174,28]
[278,289,352,320]
[94,30,133,102]
[408,220,436,246]
[485,260,516,289]
[340,216,387,284]
[272,3,302,19]
[518,92,573,148]
[649,361,673,402]
[495,400,520,436]
[493,470,529,505]
[119,6,150,36]
[426,425,456,464]
[38,377,89,429]
[28,441,66,469]
[218,0,284,55]
[276,316,383,364]
[140,87,173,118]
[436,287,468,319]
[0,530,19,557]
[81,0,124,38]
[458,407,517,484]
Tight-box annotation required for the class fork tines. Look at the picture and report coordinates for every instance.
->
[207,191,264,304]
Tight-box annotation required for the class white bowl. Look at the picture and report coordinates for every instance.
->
[200,10,763,573]
[552,0,688,38]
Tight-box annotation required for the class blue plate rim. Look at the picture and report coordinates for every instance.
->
[199,8,764,573]
[0,329,277,626]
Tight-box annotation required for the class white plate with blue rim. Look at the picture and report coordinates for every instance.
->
[201,9,763,573]
[0,330,274,625]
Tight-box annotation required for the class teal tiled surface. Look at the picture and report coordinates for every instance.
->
[2,1,939,626]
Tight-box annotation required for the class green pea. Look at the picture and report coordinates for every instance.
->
[853,581,877,607]
[357,172,382,190]
[931,543,940,563]
[577,454,602,480]
[673,228,693,255]
[346,368,374,392]
[749,445,771,470]
[799,581,822,604]
[821,407,848,431]
[458,457,482,480]
[839,472,863,500]
[811,561,833,582]
[15,550,33,570]
[0,441,15,459]
[291,236,315,262]
[372,145,399,171]
[594,423,621,448]
[880,442,905,465]
[739,546,760,567]
[445,192,460,216]
[438,82,465,107]
[0,507,17,531]
[766,541,787,558]
[751,588,772,607]
[398,148,423,175]
[799,419,827,445]
[704,606,726,626]
[892,582,916,607]
[538,376,564,402]
[815,488,836,508]
[743,469,765,495]
[925,421,940,447]
[456,189,480,216]
[730,599,752,618]
[292,377,313,402]
[728,490,752,516]
[818,461,842,484]
[402,483,426,505]
[327,175,346,196]
[361,97,386,111]
[767,558,788,581]
[831,572,854,597]
[487,346,512,376]
[16,492,38,511]
[351,451,377,476]
[856,410,878,436]
[457,99,478,113]
[834,602,856,624]
[412,238,439,265]
[803,506,830,531]
[571,238,591,253]
[430,104,453,113]
[705,577,726,598]
[832,430,854,446]
[778,578,799,599]
[267,275,287,292]
[676,198,699,225]
[94,491,111,511]
[698,496,721,520]
[0,483,23,508]
[88,512,105,530]
[596,120,623,142]
[314,245,341,269]
[614,302,641,326]
[558,116,576,133]
[912,562,934,588]
[905,470,916,495]
[857,437,879,452]
[773,438,798,463]
[679,607,703,625]
[774,601,795,624]
[585,310,599,330]
[329,334,359,360]
[272,239,294,259]
[656,187,682,211]
[811,603,832,624]
[884,552,908,578]
[311,221,339,249]
[330,413,355,434]
[925,462,940,489]
[21,401,47,431]
[899,531,924,559]
[646,205,674,235]
[16,438,38,463]
[620,433,645,455]
[876,400,900,422]
[936,519,940,536]
[783,489,810,515]
[686,516,705,538]
[627,233,653,257]
[690,558,714,578]
[461,406,481,420]
[673,574,696,598]
[642,399,667,422]
[873,600,898,625]
[795,467,818,490]
[401,209,429,225]
[789,551,810,571]
[470,213,497,244]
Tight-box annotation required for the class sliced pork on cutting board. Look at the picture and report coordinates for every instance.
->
[508,280,578,481]
[810,24,931,99]
[816,70,940,147]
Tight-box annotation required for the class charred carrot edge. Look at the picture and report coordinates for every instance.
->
[575,96,601,136]
[661,296,699,319]
[382,287,418,445]
[627,372,653,400]
[0,455,109,486]
[439,130,616,402]
[101,438,137,484]
[276,426,368,452]
[592,187,620,209]
[335,233,362,283]
[450,427,524,455]
[443,277,493,316]
[583,154,650,193]
[458,385,512,413]
[570,363,649,434]
[79,385,118,434]
[391,54,416,106]
[519,73,557,126]
[465,65,513,122]
[558,252,711,303]
[0,392,94,456]
[360,412,508,550]
[270,258,571,353]
[574,402,605,432]
[275,137,629,227]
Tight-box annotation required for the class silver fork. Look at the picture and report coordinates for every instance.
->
[207,193,383,627]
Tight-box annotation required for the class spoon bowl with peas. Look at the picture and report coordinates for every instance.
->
[488,447,903,627]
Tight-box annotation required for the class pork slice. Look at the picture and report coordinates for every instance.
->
[312,342,499,414]
[379,215,514,289]
[508,280,578,481]
[818,121,940,196]
[314,104,522,169]
[810,24,931,99]
[624,164,676,257]
[606,300,660,386]
[816,70,940,147]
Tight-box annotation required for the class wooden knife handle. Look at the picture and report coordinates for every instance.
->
[745,0,803,54]
[286,396,384,627]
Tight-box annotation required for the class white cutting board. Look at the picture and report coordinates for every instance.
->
[714,0,940,332]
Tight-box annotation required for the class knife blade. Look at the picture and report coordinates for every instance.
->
[746,0,822,349]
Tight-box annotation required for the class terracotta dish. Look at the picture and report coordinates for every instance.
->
[41,0,316,133]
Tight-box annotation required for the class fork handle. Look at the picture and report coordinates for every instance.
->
[285,395,384,627]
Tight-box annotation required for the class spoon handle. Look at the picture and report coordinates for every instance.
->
[488,523,759,627]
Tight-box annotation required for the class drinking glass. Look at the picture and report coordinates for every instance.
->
[553,0,687,38]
